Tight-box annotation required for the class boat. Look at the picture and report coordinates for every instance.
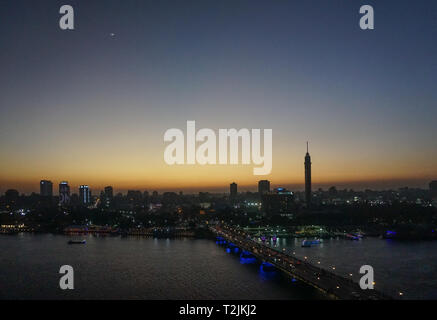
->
[345,234,360,240]
[67,239,86,244]
[301,239,321,247]
[301,240,312,247]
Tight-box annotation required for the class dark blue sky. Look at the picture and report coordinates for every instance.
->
[0,0,436,192]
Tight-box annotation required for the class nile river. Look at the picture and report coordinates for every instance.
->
[0,233,323,300]
[0,234,436,299]
[268,236,437,299]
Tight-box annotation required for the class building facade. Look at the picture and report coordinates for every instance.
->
[40,180,53,197]
[258,180,271,195]
[230,182,237,202]
[262,187,295,216]
[59,181,70,205]
[79,185,91,205]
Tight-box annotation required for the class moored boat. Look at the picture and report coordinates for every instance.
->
[301,239,321,247]
[67,239,86,244]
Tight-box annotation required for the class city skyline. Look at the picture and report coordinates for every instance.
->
[2,143,435,195]
[4,173,437,197]
[2,0,437,306]
[1,1,436,194]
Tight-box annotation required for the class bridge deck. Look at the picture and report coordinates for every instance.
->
[212,227,391,300]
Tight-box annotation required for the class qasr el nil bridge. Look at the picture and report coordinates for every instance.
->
[211,225,392,300]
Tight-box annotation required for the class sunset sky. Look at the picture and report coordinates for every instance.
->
[1,0,436,194]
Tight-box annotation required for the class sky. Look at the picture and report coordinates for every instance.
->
[0,0,436,194]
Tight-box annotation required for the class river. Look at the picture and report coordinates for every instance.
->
[1,233,435,299]
[0,233,323,300]
[267,236,437,299]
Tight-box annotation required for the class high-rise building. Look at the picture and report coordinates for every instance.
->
[262,187,295,216]
[305,142,312,207]
[40,180,53,197]
[59,181,70,205]
[230,182,237,201]
[258,180,270,195]
[430,181,437,200]
[103,186,113,207]
[104,186,113,199]
[79,185,91,205]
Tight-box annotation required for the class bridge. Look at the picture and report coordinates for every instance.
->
[211,225,392,300]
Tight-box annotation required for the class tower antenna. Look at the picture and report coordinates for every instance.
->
[307,141,309,153]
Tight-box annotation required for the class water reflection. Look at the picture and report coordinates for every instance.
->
[263,236,437,299]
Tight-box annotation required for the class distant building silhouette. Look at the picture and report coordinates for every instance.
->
[40,180,53,197]
[5,189,19,204]
[329,186,337,195]
[151,191,159,204]
[104,186,113,199]
[430,181,437,200]
[79,185,91,205]
[262,187,295,216]
[59,181,70,205]
[305,142,312,207]
[104,186,113,207]
[230,182,237,202]
[258,180,270,195]
[127,190,142,203]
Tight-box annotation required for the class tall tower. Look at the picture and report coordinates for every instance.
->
[305,142,312,207]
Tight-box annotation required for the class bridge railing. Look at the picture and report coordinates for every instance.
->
[212,226,392,300]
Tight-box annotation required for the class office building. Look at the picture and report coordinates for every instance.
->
[59,181,70,205]
[258,180,270,195]
[79,185,91,205]
[40,180,53,197]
